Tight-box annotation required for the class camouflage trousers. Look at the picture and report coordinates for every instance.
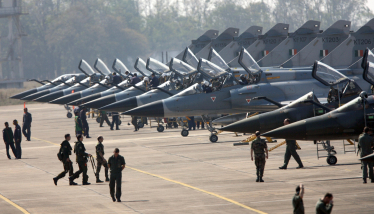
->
[96,157,108,180]
[254,154,266,177]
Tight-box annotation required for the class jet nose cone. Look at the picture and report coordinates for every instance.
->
[220,115,261,133]
[262,120,307,140]
[82,94,116,109]
[10,88,37,99]
[34,91,63,103]
[99,97,137,112]
[21,90,49,101]
[68,93,101,106]
[124,100,164,117]
[50,93,81,104]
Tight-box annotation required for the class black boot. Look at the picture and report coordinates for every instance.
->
[83,182,91,185]
[96,178,103,183]
[256,176,259,182]
[279,166,287,169]
[111,196,116,202]
[69,177,77,185]
[105,177,110,182]
[260,177,264,182]
[364,178,367,184]
[53,177,58,186]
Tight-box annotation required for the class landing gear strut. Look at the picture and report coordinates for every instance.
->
[64,105,72,118]
[316,140,337,165]
[201,115,218,143]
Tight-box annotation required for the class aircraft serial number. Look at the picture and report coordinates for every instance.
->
[263,39,278,44]
[238,41,251,46]
[322,37,340,43]
[293,37,308,42]
[353,39,372,45]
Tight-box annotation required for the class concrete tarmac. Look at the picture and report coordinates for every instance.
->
[0,103,373,214]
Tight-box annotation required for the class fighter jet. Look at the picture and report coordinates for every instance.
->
[33,60,104,103]
[49,59,116,105]
[10,74,82,100]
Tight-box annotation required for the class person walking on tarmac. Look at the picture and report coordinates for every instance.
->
[74,112,83,137]
[13,120,22,159]
[80,107,90,138]
[3,122,17,159]
[110,112,120,130]
[358,127,374,183]
[132,115,139,132]
[100,110,111,127]
[53,134,77,186]
[279,118,304,169]
[22,108,32,141]
[315,193,334,214]
[251,131,268,182]
[108,148,126,202]
[69,134,92,185]
[293,183,305,214]
[96,136,109,183]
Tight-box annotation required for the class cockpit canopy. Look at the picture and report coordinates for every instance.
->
[135,58,153,77]
[312,61,349,86]
[146,58,170,75]
[183,47,199,68]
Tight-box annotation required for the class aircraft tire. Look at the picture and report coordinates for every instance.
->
[181,129,189,137]
[157,125,164,132]
[96,117,101,123]
[138,122,144,128]
[210,134,218,143]
[67,112,72,118]
[326,156,337,165]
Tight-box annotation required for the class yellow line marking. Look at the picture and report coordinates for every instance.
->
[0,193,30,214]
[128,166,267,214]
[31,137,60,146]
[31,136,267,213]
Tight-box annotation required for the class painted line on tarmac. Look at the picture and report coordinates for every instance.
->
[127,166,267,214]
[31,137,60,146]
[0,192,30,214]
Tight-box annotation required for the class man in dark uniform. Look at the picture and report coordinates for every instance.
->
[315,193,333,214]
[53,134,77,186]
[22,108,32,141]
[187,116,195,130]
[131,115,139,132]
[13,120,22,159]
[110,112,120,130]
[74,112,83,136]
[293,183,305,214]
[3,122,17,159]
[108,148,126,202]
[251,131,268,182]
[202,81,212,93]
[96,136,109,183]
[130,73,141,85]
[358,127,374,183]
[69,134,92,185]
[112,72,122,86]
[150,73,159,88]
[239,74,249,85]
[80,107,90,138]
[100,110,111,127]
[279,118,304,169]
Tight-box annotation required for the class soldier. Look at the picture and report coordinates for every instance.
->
[131,115,139,132]
[53,134,77,186]
[358,127,374,183]
[293,183,305,214]
[327,86,339,103]
[315,193,333,214]
[96,136,109,183]
[250,131,268,182]
[111,112,120,130]
[22,108,32,141]
[279,119,304,169]
[108,148,126,202]
[74,111,83,136]
[13,120,22,159]
[69,134,92,185]
[80,106,90,138]
[3,122,17,159]
[239,74,249,85]
[99,110,111,127]
[112,72,122,86]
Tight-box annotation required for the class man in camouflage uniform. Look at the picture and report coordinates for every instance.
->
[251,131,268,182]
[53,134,77,186]
[358,127,374,183]
[96,136,109,183]
[69,134,92,185]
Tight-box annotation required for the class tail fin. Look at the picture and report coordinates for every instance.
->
[218,26,263,63]
[195,27,239,59]
[175,29,219,60]
[282,20,351,68]
[78,59,96,76]
[258,20,320,67]
[112,59,130,77]
[321,18,374,68]
[229,23,289,67]
[134,58,152,77]
[94,58,112,76]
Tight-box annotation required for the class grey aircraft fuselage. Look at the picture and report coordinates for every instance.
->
[20,74,87,101]
[262,95,374,141]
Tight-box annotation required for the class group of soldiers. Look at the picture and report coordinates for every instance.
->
[53,134,126,202]
[2,108,32,159]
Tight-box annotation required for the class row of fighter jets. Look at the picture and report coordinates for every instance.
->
[11,19,374,164]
